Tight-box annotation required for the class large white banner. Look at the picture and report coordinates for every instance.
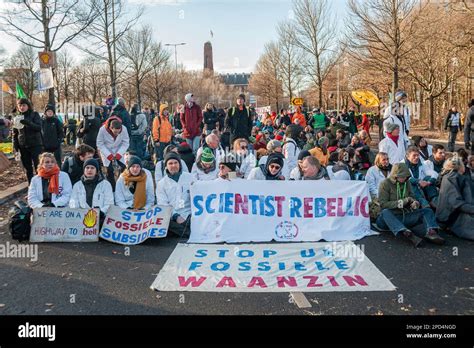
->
[189,180,372,243]
[100,205,172,245]
[30,208,100,242]
[151,243,396,292]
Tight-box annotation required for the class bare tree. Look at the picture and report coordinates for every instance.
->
[0,0,97,105]
[292,0,337,106]
[6,44,37,100]
[80,0,143,100]
[56,49,75,118]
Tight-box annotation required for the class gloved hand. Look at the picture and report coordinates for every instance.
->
[115,153,122,161]
[410,200,420,210]
[107,154,114,161]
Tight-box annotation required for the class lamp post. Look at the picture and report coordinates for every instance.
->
[165,43,186,109]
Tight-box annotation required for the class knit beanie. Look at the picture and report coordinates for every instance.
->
[200,148,215,164]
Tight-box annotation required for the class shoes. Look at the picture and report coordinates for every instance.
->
[402,230,423,248]
[425,229,445,245]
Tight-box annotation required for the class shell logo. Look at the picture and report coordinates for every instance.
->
[40,53,50,65]
[83,209,98,228]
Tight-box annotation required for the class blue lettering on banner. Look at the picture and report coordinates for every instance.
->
[265,196,275,217]
[238,262,251,271]
[193,195,204,216]
[206,194,216,214]
[314,198,326,217]
[224,193,233,214]
[195,250,208,258]
[290,197,302,218]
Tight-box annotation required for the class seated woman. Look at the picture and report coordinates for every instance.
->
[412,135,432,161]
[233,138,256,179]
[365,152,392,199]
[115,156,155,210]
[258,140,290,179]
[191,148,219,181]
[248,153,285,181]
[436,155,474,240]
[28,152,72,209]
[348,134,371,174]
[69,158,114,225]
[327,149,352,180]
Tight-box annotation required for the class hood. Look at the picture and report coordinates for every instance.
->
[104,115,122,129]
[389,163,411,181]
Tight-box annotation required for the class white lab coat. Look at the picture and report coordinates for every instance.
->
[400,158,438,181]
[289,167,302,180]
[365,165,389,197]
[154,159,189,183]
[383,103,411,149]
[237,153,257,179]
[191,163,219,181]
[131,113,148,136]
[69,179,114,213]
[114,172,155,209]
[156,172,194,219]
[378,137,406,165]
[28,171,72,209]
[96,125,130,167]
[258,155,291,179]
[326,166,352,180]
[282,138,300,174]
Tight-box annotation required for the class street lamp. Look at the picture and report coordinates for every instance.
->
[165,42,186,109]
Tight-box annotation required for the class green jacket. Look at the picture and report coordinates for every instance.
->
[378,163,416,211]
[312,113,327,130]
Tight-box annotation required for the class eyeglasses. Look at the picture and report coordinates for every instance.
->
[241,146,248,150]
[219,164,228,169]
[269,164,281,170]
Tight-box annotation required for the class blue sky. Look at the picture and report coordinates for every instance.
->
[0,0,349,73]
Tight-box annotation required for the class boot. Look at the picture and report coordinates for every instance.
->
[424,229,445,245]
[403,230,423,248]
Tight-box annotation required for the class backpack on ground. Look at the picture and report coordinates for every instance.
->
[9,200,32,242]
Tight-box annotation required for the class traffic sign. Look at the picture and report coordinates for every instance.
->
[291,97,304,106]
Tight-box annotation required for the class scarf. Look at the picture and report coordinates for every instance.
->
[377,163,392,177]
[419,146,429,161]
[166,169,182,183]
[386,132,399,146]
[104,116,122,139]
[260,164,282,180]
[38,165,60,195]
[81,175,101,208]
[121,170,148,209]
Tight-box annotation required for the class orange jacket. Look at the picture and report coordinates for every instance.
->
[153,115,173,143]
[291,112,307,128]
[309,147,330,167]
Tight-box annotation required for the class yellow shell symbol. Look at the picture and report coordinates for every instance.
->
[83,209,97,228]
[40,53,50,64]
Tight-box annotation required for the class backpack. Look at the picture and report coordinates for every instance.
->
[8,200,32,242]
[65,156,75,174]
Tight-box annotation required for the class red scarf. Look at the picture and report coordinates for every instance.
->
[104,116,122,139]
[386,132,399,146]
[38,165,60,195]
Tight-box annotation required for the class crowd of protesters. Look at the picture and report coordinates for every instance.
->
[5,92,474,243]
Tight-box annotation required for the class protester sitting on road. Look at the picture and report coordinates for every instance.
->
[401,146,439,208]
[289,150,311,180]
[336,129,351,148]
[300,156,330,181]
[155,144,189,182]
[216,154,239,181]
[376,163,444,247]
[28,152,72,209]
[96,116,130,191]
[124,150,153,179]
[258,140,291,179]
[412,135,433,161]
[309,136,330,167]
[366,152,392,199]
[436,155,474,240]
[115,155,155,210]
[348,134,371,174]
[69,158,114,225]
[156,152,194,237]
[424,144,446,176]
[378,123,406,165]
[61,144,96,186]
[248,152,285,181]
[327,149,352,181]
[233,138,256,179]
[196,133,223,165]
[191,148,219,181]
[178,142,195,173]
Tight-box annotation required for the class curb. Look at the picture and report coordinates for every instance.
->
[0,182,28,205]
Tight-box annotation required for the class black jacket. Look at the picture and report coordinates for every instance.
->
[224,106,253,142]
[178,144,195,172]
[111,104,132,136]
[77,116,101,150]
[13,110,43,150]
[61,155,84,185]
[203,110,218,130]
[41,116,64,151]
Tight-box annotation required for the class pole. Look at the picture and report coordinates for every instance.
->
[336,63,340,116]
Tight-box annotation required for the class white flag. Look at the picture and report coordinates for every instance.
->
[37,68,54,91]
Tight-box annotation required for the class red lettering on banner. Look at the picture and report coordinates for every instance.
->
[303,276,323,287]
[247,277,267,288]
[337,198,346,217]
[216,276,236,288]
[274,196,285,217]
[327,276,340,287]
[234,194,249,215]
[178,276,207,287]
[303,198,313,218]
[277,276,297,288]
[342,275,368,287]
[360,197,370,218]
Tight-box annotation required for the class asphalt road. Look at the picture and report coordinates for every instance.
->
[0,221,472,315]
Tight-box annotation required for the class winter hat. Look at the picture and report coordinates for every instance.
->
[83,158,100,172]
[275,134,284,141]
[159,103,169,116]
[127,155,142,170]
[185,93,194,103]
[164,152,181,167]
[237,93,246,102]
[266,139,282,152]
[318,136,329,147]
[44,104,55,113]
[163,144,177,156]
[200,148,215,164]
[386,123,400,133]
[298,150,311,161]
[395,91,407,102]
[266,153,284,169]
[220,154,237,171]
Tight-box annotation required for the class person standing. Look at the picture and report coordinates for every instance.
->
[77,106,102,153]
[203,103,218,135]
[463,99,474,155]
[152,104,174,162]
[383,91,411,149]
[378,124,406,165]
[445,106,462,152]
[180,93,203,154]
[225,94,253,146]
[111,98,132,136]
[128,104,147,159]
[65,117,77,146]
[12,98,43,183]
[41,104,64,165]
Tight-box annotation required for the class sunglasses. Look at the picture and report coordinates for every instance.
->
[269,164,281,170]
[240,146,248,150]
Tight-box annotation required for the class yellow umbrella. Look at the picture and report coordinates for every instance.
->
[351,90,380,107]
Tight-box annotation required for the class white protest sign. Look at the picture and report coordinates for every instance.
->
[255,106,271,115]
[189,180,372,243]
[30,208,100,242]
[151,243,396,292]
[100,205,172,245]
